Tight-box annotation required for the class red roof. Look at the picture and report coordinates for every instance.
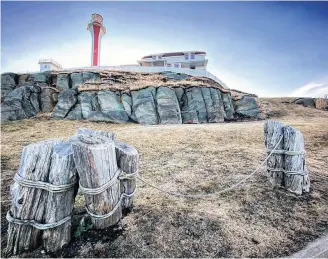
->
[142,51,206,59]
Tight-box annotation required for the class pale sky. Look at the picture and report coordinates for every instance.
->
[1,1,328,97]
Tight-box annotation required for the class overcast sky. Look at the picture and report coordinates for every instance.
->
[1,1,328,97]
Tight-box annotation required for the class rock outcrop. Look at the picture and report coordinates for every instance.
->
[1,85,41,121]
[294,98,315,107]
[1,70,261,124]
[1,73,18,102]
[52,89,77,119]
[234,96,260,118]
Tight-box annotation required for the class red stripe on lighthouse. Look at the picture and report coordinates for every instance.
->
[92,25,100,66]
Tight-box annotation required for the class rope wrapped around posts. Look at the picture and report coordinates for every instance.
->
[70,132,122,229]
[6,140,78,255]
[264,120,310,195]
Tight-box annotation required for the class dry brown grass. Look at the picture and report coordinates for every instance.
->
[1,98,328,257]
[73,70,231,93]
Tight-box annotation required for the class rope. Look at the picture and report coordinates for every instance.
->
[118,170,139,180]
[6,211,71,230]
[266,149,305,155]
[14,174,77,193]
[85,190,136,219]
[79,169,121,195]
[136,135,284,199]
[267,168,307,176]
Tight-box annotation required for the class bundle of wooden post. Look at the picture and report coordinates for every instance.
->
[264,120,310,195]
[70,128,139,228]
[6,140,78,255]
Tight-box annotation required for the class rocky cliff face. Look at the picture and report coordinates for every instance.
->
[1,70,260,124]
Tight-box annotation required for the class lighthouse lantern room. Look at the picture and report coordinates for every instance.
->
[87,13,106,67]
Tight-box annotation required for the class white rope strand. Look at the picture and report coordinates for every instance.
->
[136,135,284,199]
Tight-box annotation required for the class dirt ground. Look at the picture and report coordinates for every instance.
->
[1,98,328,258]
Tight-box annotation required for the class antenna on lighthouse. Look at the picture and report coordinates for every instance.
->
[87,13,106,67]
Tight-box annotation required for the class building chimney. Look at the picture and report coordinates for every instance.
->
[87,13,106,67]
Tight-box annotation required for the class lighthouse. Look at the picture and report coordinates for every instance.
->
[87,13,106,67]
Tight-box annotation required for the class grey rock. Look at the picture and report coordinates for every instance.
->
[70,72,100,89]
[221,92,235,120]
[174,87,184,107]
[295,98,315,107]
[40,88,56,112]
[214,88,227,120]
[27,86,41,115]
[56,74,70,90]
[2,87,28,120]
[18,74,29,86]
[182,87,207,123]
[52,89,77,119]
[17,85,41,118]
[82,72,100,83]
[66,103,82,120]
[156,87,182,124]
[97,90,129,122]
[70,72,83,88]
[201,88,225,123]
[131,87,159,125]
[29,72,51,83]
[1,85,41,121]
[50,74,57,86]
[121,93,134,119]
[234,96,260,118]
[79,92,97,119]
[1,73,18,101]
[1,104,17,122]
[180,89,199,124]
[85,111,121,122]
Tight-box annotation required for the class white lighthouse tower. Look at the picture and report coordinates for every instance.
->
[87,13,106,67]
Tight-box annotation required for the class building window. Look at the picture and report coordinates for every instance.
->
[190,54,195,60]
[44,65,47,68]
[152,56,156,60]
[167,64,171,67]
[158,56,162,59]
[184,54,189,60]
[174,63,180,68]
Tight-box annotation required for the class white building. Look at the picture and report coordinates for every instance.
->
[38,59,63,72]
[137,51,208,70]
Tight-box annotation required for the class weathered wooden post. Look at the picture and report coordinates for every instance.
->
[264,120,310,195]
[6,140,78,255]
[42,142,78,252]
[115,141,139,209]
[264,120,285,187]
[70,133,122,229]
[283,126,310,195]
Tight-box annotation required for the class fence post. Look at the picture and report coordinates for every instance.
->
[264,120,285,187]
[42,142,78,252]
[6,140,77,255]
[115,141,139,209]
[70,133,122,229]
[283,126,310,195]
[264,120,310,195]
